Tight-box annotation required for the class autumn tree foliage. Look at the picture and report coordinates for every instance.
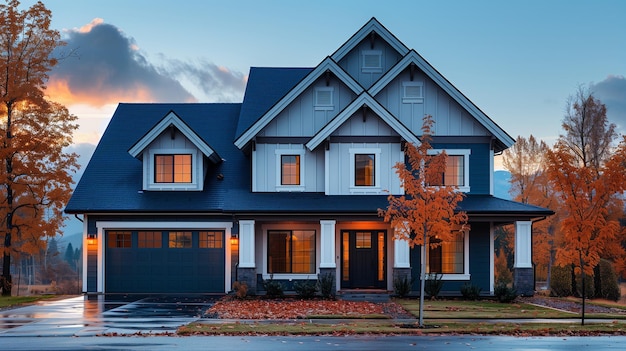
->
[502,135,560,283]
[380,115,468,326]
[1,0,79,296]
[545,136,626,308]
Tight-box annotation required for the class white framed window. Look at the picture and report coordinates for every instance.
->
[314,87,334,111]
[145,148,203,191]
[427,149,471,192]
[349,148,381,193]
[275,148,305,191]
[361,50,382,73]
[402,81,424,103]
[426,230,470,280]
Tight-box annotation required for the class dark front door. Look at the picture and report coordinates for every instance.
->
[341,230,386,289]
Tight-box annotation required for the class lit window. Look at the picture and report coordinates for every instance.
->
[155,154,192,183]
[428,232,465,274]
[138,231,162,248]
[427,149,471,192]
[108,231,131,248]
[168,231,192,248]
[281,155,300,185]
[362,50,382,73]
[199,231,223,249]
[268,230,316,274]
[355,232,372,248]
[355,154,375,186]
[431,155,465,187]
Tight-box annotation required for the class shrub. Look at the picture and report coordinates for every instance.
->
[550,265,572,297]
[494,282,517,303]
[575,272,595,298]
[594,259,620,301]
[317,273,335,299]
[460,283,482,300]
[293,280,317,299]
[393,275,412,297]
[232,281,248,299]
[424,273,444,299]
[262,275,284,297]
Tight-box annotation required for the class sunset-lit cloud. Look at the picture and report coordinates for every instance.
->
[48,19,247,109]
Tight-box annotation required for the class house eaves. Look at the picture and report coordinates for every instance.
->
[331,17,409,62]
[306,92,419,151]
[234,58,363,150]
[370,50,515,152]
[128,110,221,163]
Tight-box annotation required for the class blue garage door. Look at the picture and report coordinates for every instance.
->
[105,230,225,293]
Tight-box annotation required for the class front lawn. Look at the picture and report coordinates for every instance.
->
[397,299,575,319]
[0,295,57,309]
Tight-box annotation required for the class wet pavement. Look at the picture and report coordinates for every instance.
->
[0,294,217,336]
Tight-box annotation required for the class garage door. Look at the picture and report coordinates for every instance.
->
[105,230,225,293]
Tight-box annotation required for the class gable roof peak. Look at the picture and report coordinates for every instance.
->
[331,18,409,63]
[128,110,221,163]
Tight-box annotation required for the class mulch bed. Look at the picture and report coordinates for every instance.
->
[205,297,412,319]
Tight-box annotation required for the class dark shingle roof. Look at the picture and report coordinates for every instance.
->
[236,67,312,140]
[66,71,552,221]
[65,103,242,213]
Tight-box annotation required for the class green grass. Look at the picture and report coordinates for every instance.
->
[0,295,57,309]
[397,299,576,319]
[179,320,626,336]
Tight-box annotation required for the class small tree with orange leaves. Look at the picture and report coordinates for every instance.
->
[379,115,468,327]
[545,135,626,324]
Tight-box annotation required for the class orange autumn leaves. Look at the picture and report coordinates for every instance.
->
[545,136,626,276]
[379,115,468,249]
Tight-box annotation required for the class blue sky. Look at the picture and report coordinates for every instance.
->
[20,0,626,160]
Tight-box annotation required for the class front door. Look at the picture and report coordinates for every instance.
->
[341,230,386,289]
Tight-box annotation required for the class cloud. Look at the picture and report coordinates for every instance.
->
[590,75,626,135]
[160,57,247,102]
[48,19,247,107]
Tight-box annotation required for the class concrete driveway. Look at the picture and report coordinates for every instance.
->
[0,295,217,336]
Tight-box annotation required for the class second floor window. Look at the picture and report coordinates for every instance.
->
[155,154,192,183]
[355,154,375,186]
[281,155,301,185]
[431,155,465,187]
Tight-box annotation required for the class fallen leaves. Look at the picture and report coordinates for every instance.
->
[206,298,408,319]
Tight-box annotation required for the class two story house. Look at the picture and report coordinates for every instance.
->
[65,18,552,296]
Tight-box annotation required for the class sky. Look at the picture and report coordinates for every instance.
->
[14,0,626,168]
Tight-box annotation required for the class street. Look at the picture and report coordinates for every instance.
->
[0,335,624,351]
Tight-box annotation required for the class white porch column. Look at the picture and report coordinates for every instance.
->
[238,220,256,268]
[514,221,532,268]
[319,220,336,268]
[394,239,410,268]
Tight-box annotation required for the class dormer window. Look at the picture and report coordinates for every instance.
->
[361,50,382,73]
[145,148,204,191]
[155,154,192,183]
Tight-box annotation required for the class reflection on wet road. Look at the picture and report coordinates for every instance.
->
[0,295,217,336]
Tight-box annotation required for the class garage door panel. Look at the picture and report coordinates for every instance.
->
[106,230,225,293]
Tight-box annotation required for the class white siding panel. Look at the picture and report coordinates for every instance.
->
[374,69,490,137]
[253,144,325,192]
[336,37,403,89]
[327,142,402,195]
[259,78,357,137]
[332,113,398,137]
